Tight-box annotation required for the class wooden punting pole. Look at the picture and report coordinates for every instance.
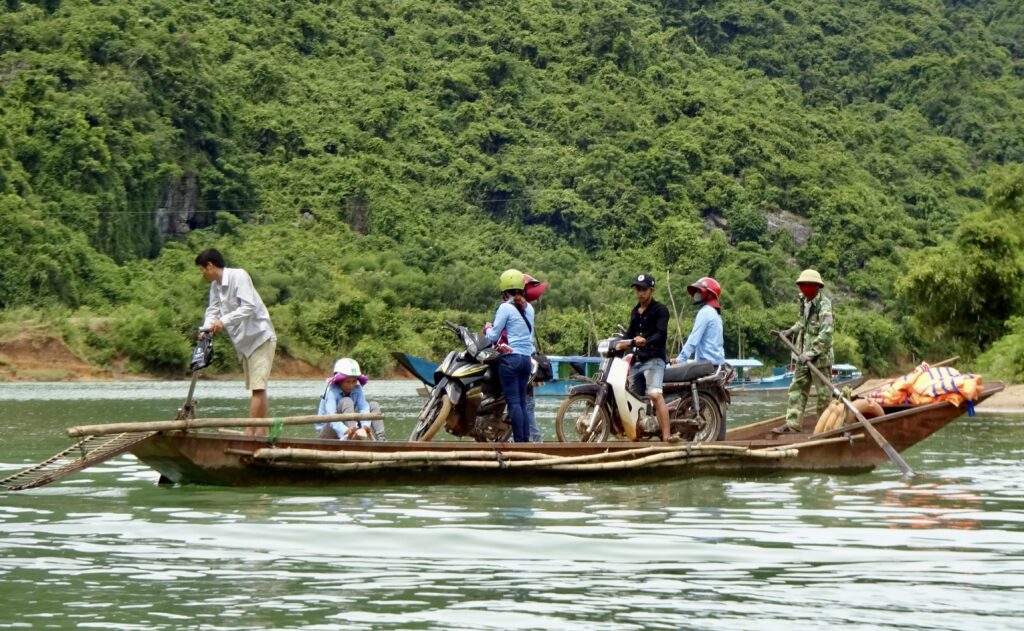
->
[67,413,384,438]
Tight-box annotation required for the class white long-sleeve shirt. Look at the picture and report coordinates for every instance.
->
[202,267,276,358]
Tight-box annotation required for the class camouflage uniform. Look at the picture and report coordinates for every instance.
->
[783,294,834,431]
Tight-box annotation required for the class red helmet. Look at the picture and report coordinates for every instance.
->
[687,277,722,308]
[523,274,548,302]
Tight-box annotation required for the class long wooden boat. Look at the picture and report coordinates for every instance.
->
[121,382,1004,486]
[729,362,867,392]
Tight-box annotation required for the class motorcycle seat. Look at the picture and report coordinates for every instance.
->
[663,360,716,384]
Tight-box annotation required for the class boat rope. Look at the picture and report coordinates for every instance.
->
[267,417,285,445]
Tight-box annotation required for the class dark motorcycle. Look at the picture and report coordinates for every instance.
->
[410,320,534,442]
[554,330,733,442]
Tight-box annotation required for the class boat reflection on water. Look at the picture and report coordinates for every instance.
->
[880,483,982,531]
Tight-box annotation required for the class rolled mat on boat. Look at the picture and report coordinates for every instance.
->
[814,398,884,434]
[814,400,846,435]
[841,399,884,429]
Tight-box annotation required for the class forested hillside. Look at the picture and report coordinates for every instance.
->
[2,0,1023,378]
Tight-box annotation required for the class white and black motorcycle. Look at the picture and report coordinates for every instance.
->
[554,330,733,442]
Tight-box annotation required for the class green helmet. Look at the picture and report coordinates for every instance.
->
[499,269,526,292]
[796,269,825,287]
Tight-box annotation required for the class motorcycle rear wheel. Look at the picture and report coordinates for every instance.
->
[672,392,722,442]
[555,393,610,442]
[409,393,451,441]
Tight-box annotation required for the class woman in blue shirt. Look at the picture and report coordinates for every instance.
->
[673,277,725,366]
[485,269,536,443]
[315,357,384,440]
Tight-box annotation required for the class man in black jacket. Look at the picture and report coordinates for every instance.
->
[624,274,675,442]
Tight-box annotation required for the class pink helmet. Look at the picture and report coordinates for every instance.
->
[687,277,722,309]
[523,274,548,303]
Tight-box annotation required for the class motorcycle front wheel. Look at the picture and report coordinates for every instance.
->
[555,393,610,442]
[409,393,451,441]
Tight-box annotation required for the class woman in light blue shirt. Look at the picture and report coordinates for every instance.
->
[673,277,725,366]
[485,269,535,442]
[315,358,384,440]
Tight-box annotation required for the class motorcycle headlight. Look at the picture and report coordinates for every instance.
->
[476,348,499,363]
[597,339,611,355]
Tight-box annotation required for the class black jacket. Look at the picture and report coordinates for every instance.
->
[624,299,669,362]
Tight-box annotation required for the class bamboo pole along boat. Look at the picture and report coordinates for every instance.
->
[0,382,1002,490]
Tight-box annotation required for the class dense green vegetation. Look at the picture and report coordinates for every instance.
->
[2,0,1023,378]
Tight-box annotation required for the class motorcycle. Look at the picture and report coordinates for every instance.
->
[554,329,734,442]
[409,320,536,442]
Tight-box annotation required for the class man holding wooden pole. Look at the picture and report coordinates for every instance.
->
[196,248,277,436]
[773,269,833,434]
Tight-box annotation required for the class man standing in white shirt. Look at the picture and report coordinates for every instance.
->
[195,248,277,435]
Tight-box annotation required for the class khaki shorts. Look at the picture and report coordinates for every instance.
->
[242,338,276,391]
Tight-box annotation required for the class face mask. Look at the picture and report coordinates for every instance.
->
[691,291,703,304]
[799,285,818,300]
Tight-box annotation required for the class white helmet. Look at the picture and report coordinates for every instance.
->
[332,357,362,377]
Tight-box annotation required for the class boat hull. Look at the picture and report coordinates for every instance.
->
[129,383,1002,486]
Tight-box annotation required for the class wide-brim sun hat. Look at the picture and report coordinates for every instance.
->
[796,269,825,287]
[329,357,368,386]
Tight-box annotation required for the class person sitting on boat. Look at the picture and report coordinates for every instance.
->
[315,358,385,441]
[484,269,536,443]
[671,277,725,367]
[772,269,834,435]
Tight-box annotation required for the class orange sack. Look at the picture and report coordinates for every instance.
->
[908,367,983,407]
[865,363,983,408]
[865,363,931,406]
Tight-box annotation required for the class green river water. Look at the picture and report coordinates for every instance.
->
[1,380,1022,630]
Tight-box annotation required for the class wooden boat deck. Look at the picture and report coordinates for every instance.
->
[128,383,1004,486]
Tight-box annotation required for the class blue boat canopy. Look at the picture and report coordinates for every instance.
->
[548,355,603,364]
[726,358,764,368]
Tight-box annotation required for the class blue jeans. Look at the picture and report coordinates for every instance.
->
[499,353,532,442]
[629,358,666,395]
